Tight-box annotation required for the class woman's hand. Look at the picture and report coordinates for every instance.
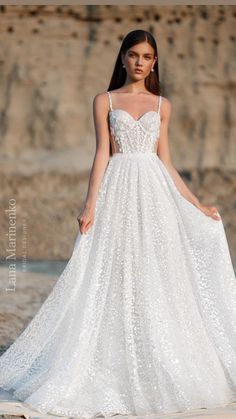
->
[77,204,95,234]
[195,202,221,221]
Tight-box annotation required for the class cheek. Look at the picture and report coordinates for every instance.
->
[126,59,134,67]
[143,63,152,72]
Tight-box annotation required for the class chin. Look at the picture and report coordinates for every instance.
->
[134,73,145,77]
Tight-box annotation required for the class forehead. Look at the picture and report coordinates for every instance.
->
[126,42,154,54]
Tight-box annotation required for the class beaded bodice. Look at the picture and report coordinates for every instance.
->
[107,91,162,154]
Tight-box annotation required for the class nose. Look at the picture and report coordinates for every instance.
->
[136,58,143,66]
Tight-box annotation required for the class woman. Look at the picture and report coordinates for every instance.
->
[0,29,236,418]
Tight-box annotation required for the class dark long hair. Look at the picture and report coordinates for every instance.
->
[107,30,163,156]
[107,29,162,95]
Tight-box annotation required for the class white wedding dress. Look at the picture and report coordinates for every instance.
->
[0,91,236,418]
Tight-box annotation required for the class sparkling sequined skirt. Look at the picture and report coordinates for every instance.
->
[0,151,236,418]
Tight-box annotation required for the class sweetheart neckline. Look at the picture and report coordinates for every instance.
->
[109,108,160,123]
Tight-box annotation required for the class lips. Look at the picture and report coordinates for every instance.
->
[135,69,143,73]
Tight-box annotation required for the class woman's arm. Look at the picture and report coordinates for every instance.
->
[157,97,200,207]
[84,92,110,210]
[157,97,221,221]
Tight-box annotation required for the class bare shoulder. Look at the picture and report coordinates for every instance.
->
[93,91,109,107]
[93,91,109,118]
[160,95,171,108]
[160,95,172,117]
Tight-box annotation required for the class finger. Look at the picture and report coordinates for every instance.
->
[211,207,220,215]
[211,208,221,218]
[212,212,221,220]
[79,222,85,233]
[84,221,93,233]
[84,225,91,233]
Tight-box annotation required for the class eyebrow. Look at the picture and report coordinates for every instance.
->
[128,50,153,56]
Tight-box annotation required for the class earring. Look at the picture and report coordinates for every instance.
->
[122,64,126,68]
[151,68,155,72]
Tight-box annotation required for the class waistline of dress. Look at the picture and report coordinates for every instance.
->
[111,152,157,158]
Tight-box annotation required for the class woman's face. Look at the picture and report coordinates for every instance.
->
[121,41,157,80]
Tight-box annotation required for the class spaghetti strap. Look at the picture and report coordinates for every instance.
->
[157,95,162,114]
[106,91,113,111]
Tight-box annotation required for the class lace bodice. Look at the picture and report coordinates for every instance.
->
[107,91,162,154]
